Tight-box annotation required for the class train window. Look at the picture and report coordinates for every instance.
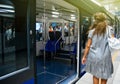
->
[3,18,15,47]
[82,16,91,49]
[0,0,30,79]
[36,22,44,41]
[0,18,2,64]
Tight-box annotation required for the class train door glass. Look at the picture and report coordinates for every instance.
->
[81,16,91,49]
[36,22,44,41]
[0,0,30,80]
[0,18,2,64]
[118,20,120,37]
[36,22,44,57]
[36,0,79,83]
[79,15,91,78]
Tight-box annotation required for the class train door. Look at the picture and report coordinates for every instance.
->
[36,0,80,84]
[115,17,119,37]
[81,15,91,49]
[0,0,35,84]
[80,13,92,77]
[118,20,120,37]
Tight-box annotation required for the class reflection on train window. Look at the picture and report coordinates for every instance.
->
[4,18,15,47]
[0,1,16,77]
[0,18,2,64]
[0,0,29,78]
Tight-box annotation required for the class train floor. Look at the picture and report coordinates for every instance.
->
[36,57,76,84]
[76,50,120,84]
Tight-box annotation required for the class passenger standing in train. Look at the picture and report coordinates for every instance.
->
[55,25,62,32]
[64,23,69,36]
[70,26,74,36]
[82,12,114,84]
[64,23,69,45]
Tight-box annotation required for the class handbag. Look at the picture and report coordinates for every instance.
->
[107,26,120,50]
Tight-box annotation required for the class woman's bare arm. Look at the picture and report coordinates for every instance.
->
[83,38,92,58]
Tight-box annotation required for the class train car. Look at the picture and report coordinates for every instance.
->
[1,0,120,84]
[35,0,110,84]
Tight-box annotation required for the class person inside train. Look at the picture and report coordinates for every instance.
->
[49,25,53,32]
[55,25,62,32]
[48,25,55,41]
[64,23,69,36]
[82,12,114,84]
[70,26,74,36]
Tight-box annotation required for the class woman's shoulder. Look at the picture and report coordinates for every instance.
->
[107,25,114,35]
[87,29,95,38]
[107,25,114,30]
[107,25,114,32]
[89,29,95,33]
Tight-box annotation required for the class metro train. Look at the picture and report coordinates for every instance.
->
[0,0,120,84]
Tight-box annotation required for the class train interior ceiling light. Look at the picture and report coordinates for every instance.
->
[0,3,14,17]
[36,0,78,20]
[0,4,14,9]
[0,1,14,12]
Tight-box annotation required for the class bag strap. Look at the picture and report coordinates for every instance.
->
[106,26,112,38]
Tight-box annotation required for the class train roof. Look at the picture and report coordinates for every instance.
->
[65,0,102,15]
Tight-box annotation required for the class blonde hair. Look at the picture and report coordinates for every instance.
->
[92,12,107,36]
[94,12,106,22]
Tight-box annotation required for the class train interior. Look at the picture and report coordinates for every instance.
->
[36,0,83,83]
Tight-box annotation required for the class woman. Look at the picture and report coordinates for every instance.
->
[82,12,114,84]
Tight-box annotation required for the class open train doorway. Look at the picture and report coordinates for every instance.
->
[36,0,80,83]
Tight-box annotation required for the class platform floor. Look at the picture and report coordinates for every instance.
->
[76,50,120,84]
